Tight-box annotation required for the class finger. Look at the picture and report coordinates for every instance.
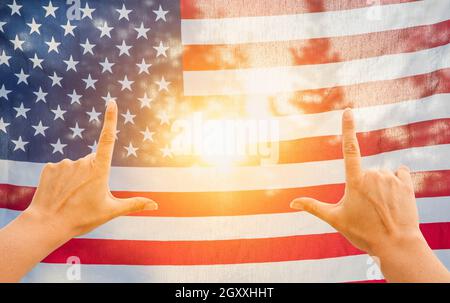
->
[95,101,117,172]
[396,165,413,186]
[290,197,336,224]
[112,197,158,217]
[342,108,362,184]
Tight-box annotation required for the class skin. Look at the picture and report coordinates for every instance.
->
[291,108,450,282]
[0,101,158,282]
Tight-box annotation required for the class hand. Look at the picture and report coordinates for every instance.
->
[290,108,422,257]
[290,109,450,282]
[24,100,158,240]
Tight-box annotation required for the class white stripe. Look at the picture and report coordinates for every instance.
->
[278,93,450,141]
[1,197,448,241]
[1,144,450,192]
[181,0,450,45]
[183,43,450,95]
[21,249,450,282]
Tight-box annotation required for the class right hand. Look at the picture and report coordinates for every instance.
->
[290,108,424,257]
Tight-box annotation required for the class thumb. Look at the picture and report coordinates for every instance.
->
[113,197,158,216]
[290,197,336,224]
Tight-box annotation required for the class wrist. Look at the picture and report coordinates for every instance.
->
[370,229,428,261]
[20,207,73,249]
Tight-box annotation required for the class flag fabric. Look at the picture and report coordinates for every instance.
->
[1,0,450,282]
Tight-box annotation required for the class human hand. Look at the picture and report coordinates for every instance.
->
[24,101,157,241]
[290,109,423,257]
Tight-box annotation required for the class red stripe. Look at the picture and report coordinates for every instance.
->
[173,118,450,165]
[42,222,450,265]
[183,20,450,71]
[2,170,450,217]
[180,0,415,19]
[184,68,450,115]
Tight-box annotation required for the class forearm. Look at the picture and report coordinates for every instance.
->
[0,211,69,282]
[375,233,450,283]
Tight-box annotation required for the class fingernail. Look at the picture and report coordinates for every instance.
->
[290,200,303,210]
[143,201,158,211]
[343,108,353,119]
[107,100,117,112]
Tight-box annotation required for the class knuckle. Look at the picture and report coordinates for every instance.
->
[42,163,56,175]
[100,132,115,145]
[343,140,359,155]
[58,158,72,168]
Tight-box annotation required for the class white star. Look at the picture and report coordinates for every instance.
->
[80,3,95,19]
[8,0,22,16]
[136,58,151,74]
[140,127,155,142]
[13,103,30,119]
[70,122,85,139]
[32,121,48,136]
[155,76,171,92]
[134,22,150,39]
[29,53,43,69]
[0,84,11,100]
[10,34,24,51]
[67,89,82,105]
[157,111,170,125]
[124,142,138,157]
[0,21,6,33]
[12,137,28,152]
[50,139,67,155]
[0,118,10,133]
[63,55,78,72]
[97,21,113,38]
[116,40,132,56]
[49,71,62,87]
[86,107,101,123]
[88,140,98,153]
[27,18,41,35]
[160,145,173,158]
[33,87,47,103]
[118,75,134,91]
[80,38,95,55]
[99,57,114,73]
[45,36,60,53]
[116,4,131,20]
[0,50,11,66]
[61,20,76,36]
[153,41,169,58]
[14,68,29,84]
[102,92,116,105]
[82,74,97,90]
[43,1,58,18]
[138,92,153,109]
[153,5,168,22]
[51,105,66,121]
[121,109,136,125]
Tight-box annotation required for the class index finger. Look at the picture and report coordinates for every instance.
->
[341,108,362,184]
[95,100,118,172]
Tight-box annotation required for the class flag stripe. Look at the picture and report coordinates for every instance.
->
[169,117,450,165]
[24,249,450,283]
[180,0,415,19]
[183,19,450,71]
[181,0,450,45]
[183,44,450,96]
[1,196,448,241]
[40,222,450,266]
[1,144,449,192]
[2,169,450,216]
[185,68,450,115]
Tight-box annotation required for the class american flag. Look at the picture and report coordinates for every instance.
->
[1,0,450,282]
